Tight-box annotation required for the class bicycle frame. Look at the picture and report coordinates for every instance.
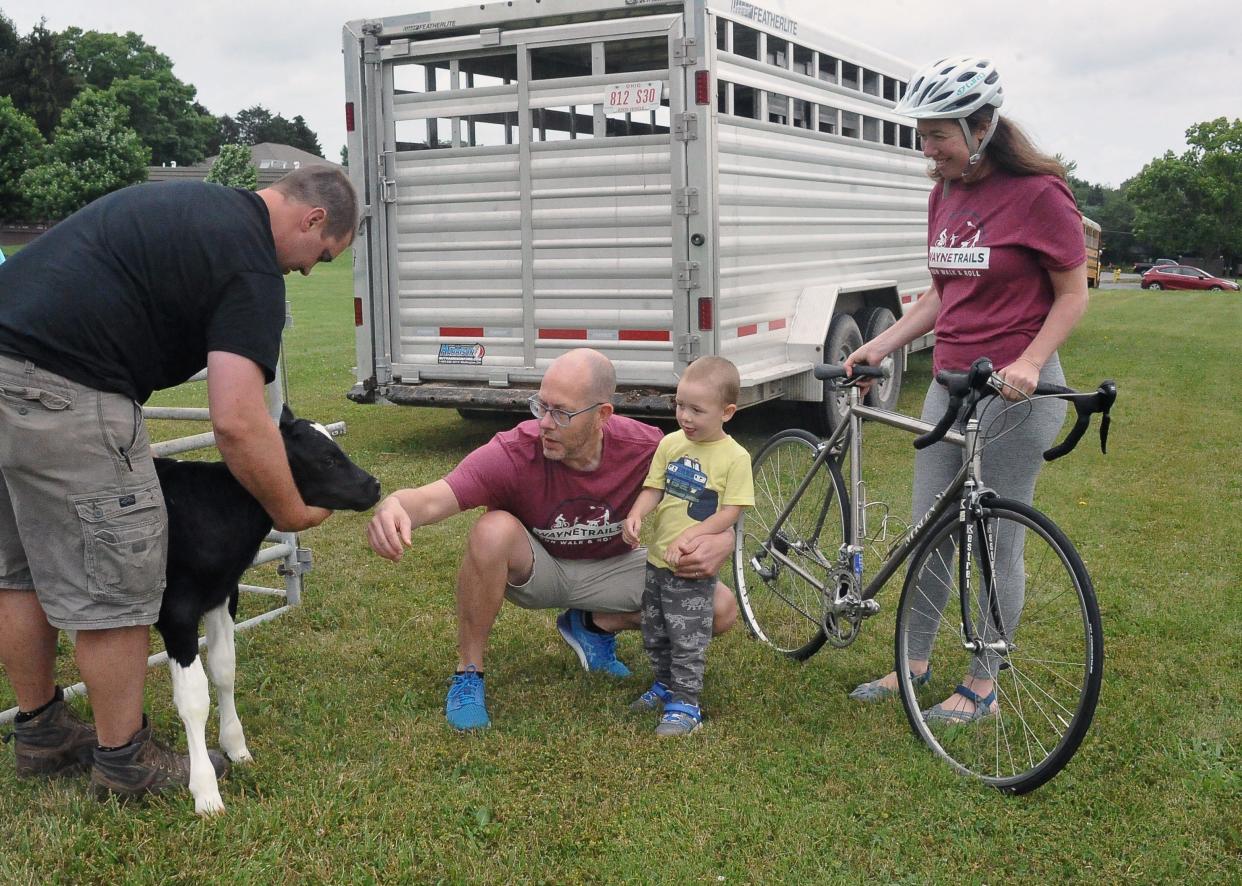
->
[762,384,987,622]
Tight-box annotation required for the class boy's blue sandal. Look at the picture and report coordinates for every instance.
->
[655,702,702,736]
[629,681,672,713]
[445,666,490,730]
[922,683,997,725]
[848,667,931,702]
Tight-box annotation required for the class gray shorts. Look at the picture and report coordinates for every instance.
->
[0,355,167,630]
[505,530,647,614]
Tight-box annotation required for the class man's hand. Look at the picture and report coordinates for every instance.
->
[367,495,414,562]
[672,527,734,579]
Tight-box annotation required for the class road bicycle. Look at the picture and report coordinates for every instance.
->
[733,357,1116,793]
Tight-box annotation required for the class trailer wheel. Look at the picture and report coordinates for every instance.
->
[858,306,904,412]
[802,313,862,435]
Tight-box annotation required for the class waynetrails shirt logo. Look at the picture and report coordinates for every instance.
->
[535,498,623,547]
[929,210,990,278]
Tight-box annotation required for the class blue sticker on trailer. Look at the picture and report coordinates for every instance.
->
[438,343,485,365]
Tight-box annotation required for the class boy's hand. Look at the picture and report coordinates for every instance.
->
[664,532,692,567]
[622,514,642,547]
[672,529,733,580]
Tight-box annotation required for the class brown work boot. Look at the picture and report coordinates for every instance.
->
[5,686,97,778]
[89,716,230,802]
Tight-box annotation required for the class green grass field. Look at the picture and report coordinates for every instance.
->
[1,257,1238,884]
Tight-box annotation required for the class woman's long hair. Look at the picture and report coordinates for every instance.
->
[929,107,1066,184]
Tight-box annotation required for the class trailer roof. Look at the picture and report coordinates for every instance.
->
[346,0,914,80]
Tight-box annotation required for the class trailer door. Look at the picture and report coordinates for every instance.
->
[368,14,688,388]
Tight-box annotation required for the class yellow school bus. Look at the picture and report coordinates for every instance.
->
[1083,215,1102,288]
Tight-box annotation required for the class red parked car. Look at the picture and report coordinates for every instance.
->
[1140,265,1240,291]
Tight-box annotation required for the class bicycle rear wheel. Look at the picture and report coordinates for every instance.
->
[733,429,849,660]
[894,498,1102,793]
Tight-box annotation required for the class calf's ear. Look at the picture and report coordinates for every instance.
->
[280,404,296,428]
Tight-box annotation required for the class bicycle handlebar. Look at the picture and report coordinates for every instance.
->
[912,357,1117,460]
[814,363,888,381]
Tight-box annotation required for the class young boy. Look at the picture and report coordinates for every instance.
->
[622,356,753,736]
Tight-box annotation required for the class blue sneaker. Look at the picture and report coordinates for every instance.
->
[556,609,631,677]
[445,666,490,730]
[629,681,672,712]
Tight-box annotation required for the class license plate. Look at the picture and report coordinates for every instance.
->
[604,81,663,114]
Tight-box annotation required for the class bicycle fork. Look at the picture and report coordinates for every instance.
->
[956,417,1016,661]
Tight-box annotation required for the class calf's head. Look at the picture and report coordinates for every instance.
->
[279,406,382,511]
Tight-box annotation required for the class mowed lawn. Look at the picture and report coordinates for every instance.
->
[1,253,1238,884]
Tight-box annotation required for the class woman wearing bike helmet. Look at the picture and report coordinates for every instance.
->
[843,56,1089,721]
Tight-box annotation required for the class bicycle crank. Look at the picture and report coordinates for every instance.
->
[823,588,880,648]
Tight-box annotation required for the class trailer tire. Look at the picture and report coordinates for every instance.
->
[858,306,904,412]
[802,313,862,435]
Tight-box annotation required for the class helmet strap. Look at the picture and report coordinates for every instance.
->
[959,111,1000,178]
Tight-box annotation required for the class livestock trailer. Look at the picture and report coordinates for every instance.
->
[343,0,933,431]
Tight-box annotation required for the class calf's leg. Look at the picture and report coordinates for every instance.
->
[204,602,251,763]
[169,654,224,815]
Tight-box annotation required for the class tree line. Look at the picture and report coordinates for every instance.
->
[1065,117,1241,272]
[0,13,324,220]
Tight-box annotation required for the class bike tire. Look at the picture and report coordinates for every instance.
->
[894,497,1102,793]
[733,429,849,660]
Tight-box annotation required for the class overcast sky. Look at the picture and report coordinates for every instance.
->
[6,0,1239,186]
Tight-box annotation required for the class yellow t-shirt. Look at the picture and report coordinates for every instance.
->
[642,430,754,570]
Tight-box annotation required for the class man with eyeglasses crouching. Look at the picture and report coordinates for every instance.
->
[366,348,738,730]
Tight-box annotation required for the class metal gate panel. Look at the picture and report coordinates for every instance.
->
[392,145,527,371]
[529,138,674,383]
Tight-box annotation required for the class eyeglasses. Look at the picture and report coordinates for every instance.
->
[528,396,605,428]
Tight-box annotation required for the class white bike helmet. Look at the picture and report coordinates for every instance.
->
[896,56,1004,177]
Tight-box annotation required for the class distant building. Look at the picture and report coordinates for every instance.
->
[148,143,338,188]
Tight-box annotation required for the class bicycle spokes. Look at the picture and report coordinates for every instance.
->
[894,499,1102,793]
[733,431,850,660]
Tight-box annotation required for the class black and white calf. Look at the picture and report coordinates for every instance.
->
[154,406,380,814]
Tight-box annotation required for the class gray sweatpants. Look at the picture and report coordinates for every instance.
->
[640,565,715,707]
[906,355,1068,679]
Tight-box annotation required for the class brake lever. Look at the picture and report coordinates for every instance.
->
[1096,380,1116,454]
[1042,380,1117,461]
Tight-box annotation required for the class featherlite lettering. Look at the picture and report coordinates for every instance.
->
[730,0,799,36]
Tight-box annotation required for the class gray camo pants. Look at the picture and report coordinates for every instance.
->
[640,565,715,707]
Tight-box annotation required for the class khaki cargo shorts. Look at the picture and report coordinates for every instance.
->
[505,530,647,614]
[0,355,167,630]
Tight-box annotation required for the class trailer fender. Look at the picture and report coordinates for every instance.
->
[783,280,901,399]
[786,280,902,363]
[785,284,841,368]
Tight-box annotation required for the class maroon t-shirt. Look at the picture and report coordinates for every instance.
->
[444,415,663,560]
[927,171,1086,374]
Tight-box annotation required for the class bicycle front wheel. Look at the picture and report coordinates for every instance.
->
[894,498,1102,793]
[733,429,849,660]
